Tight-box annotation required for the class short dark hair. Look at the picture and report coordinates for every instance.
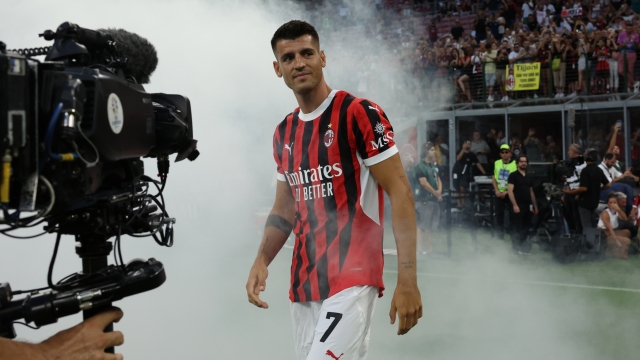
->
[517,155,528,163]
[604,152,615,160]
[271,20,320,53]
[607,192,618,201]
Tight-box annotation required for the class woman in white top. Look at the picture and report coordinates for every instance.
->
[598,193,631,259]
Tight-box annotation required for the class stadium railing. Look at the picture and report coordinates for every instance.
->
[442,53,636,104]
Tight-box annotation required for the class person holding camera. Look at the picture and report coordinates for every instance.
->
[414,144,443,255]
[0,308,125,360]
[453,139,487,209]
[507,155,538,255]
[493,144,517,239]
[562,143,586,233]
[564,149,610,232]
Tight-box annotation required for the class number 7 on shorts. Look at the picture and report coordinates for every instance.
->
[319,312,343,343]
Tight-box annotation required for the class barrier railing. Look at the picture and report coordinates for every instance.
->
[443,53,636,104]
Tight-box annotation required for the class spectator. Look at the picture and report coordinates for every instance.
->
[522,0,536,19]
[564,149,611,233]
[576,31,589,95]
[507,154,539,255]
[524,127,543,161]
[470,130,491,166]
[502,0,519,28]
[453,140,487,208]
[510,132,525,159]
[524,13,539,31]
[486,128,501,163]
[496,41,510,100]
[551,32,566,97]
[614,192,638,240]
[484,42,499,101]
[414,144,443,255]
[597,192,631,258]
[543,135,559,162]
[474,11,489,41]
[428,20,438,44]
[451,19,465,41]
[493,144,518,238]
[563,143,586,233]
[593,37,612,94]
[608,29,621,93]
[433,133,450,166]
[537,32,552,97]
[598,152,637,212]
[617,25,639,92]
[488,14,502,40]
[564,34,579,97]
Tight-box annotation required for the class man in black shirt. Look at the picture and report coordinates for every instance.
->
[564,149,610,233]
[562,143,586,233]
[507,155,538,255]
[451,19,464,41]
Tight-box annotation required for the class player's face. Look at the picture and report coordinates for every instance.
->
[273,35,326,95]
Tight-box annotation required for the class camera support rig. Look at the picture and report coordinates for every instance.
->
[0,21,199,352]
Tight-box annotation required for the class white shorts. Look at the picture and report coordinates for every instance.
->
[290,285,378,360]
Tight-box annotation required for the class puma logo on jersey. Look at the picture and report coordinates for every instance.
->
[284,142,294,155]
[326,350,343,359]
[368,105,380,113]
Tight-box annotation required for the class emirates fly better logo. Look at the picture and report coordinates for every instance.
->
[284,163,343,202]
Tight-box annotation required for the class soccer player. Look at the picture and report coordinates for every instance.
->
[245,20,422,360]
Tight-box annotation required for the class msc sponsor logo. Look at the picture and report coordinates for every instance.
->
[370,130,394,151]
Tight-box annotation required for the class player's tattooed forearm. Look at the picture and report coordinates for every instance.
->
[259,236,276,263]
[400,260,415,269]
[265,214,293,235]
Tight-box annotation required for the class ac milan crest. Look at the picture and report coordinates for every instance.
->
[324,129,335,147]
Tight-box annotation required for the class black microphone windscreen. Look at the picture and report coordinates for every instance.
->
[99,28,158,84]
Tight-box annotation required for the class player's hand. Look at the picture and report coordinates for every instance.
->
[37,307,125,360]
[513,205,520,213]
[389,282,422,335]
[246,262,269,309]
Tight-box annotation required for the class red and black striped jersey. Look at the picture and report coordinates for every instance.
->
[273,90,397,302]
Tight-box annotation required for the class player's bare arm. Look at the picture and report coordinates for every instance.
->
[246,180,295,309]
[369,153,422,335]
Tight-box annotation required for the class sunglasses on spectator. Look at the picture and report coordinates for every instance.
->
[500,150,511,154]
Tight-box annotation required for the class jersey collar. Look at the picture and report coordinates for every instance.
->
[298,90,339,121]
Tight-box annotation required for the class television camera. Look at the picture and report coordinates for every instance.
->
[0,22,199,349]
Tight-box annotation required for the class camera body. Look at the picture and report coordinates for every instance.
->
[0,23,199,339]
[0,23,197,235]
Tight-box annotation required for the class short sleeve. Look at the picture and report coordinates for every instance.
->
[469,152,479,164]
[601,168,610,186]
[351,100,398,167]
[508,172,516,185]
[273,126,286,182]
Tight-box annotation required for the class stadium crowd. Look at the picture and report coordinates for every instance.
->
[302,0,640,103]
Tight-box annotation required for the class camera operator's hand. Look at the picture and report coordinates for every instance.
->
[38,308,125,360]
[0,308,125,360]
